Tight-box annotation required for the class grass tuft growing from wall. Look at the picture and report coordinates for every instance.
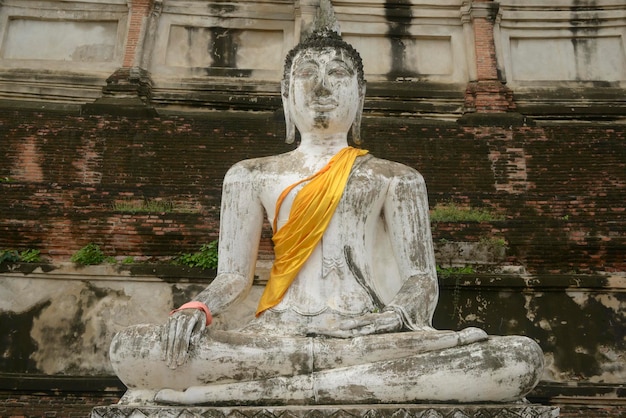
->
[430,202,505,223]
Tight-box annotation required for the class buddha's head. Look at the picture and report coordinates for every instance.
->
[282,1,366,144]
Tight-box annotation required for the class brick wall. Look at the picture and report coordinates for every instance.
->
[0,107,624,273]
[122,0,153,68]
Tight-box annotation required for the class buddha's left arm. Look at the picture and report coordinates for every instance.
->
[382,170,439,330]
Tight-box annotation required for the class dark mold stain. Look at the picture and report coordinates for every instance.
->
[435,275,624,381]
[288,351,313,374]
[207,3,237,16]
[210,27,239,68]
[0,300,51,373]
[171,284,207,309]
[0,262,55,274]
[532,293,624,379]
[384,0,415,80]
[570,0,600,81]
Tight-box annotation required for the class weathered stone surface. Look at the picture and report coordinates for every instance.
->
[91,404,560,418]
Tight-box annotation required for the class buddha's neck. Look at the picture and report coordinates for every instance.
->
[298,133,349,159]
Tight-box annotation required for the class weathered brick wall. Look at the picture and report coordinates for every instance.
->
[1,108,623,273]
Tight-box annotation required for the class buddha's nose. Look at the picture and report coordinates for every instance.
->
[313,74,332,96]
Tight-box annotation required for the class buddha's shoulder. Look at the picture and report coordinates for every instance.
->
[360,155,424,182]
[225,152,297,177]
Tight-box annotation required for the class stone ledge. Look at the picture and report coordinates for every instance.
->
[91,404,559,418]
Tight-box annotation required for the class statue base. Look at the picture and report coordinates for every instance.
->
[91,403,559,418]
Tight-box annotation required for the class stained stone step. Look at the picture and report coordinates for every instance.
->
[91,404,559,418]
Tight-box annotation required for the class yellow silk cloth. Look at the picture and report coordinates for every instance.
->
[256,147,369,316]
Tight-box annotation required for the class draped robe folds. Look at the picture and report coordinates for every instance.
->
[246,149,441,332]
[256,147,369,316]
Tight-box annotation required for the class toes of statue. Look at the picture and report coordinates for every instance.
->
[155,388,182,404]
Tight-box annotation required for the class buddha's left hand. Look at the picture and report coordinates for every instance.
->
[317,311,402,338]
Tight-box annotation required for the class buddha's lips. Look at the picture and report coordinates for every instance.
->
[310,101,338,111]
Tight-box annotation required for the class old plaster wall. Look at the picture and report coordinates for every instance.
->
[0,265,258,376]
[0,265,623,403]
[496,0,626,86]
[0,0,127,103]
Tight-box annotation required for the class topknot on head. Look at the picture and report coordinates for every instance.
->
[282,0,365,88]
[314,0,341,35]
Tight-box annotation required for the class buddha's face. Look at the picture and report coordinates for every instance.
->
[287,47,362,135]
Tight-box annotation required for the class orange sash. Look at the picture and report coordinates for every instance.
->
[256,147,368,316]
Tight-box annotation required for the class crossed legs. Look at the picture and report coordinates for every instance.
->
[110,325,543,405]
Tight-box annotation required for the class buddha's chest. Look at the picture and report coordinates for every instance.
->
[259,170,388,231]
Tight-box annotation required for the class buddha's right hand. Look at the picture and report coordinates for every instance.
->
[161,309,207,369]
[317,311,403,338]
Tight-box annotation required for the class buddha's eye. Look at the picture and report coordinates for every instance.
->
[327,64,352,78]
[294,65,318,79]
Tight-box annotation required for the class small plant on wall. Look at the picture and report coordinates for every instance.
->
[174,241,218,270]
[112,198,176,213]
[111,198,200,214]
[71,243,113,266]
[430,202,504,223]
[18,249,41,263]
[0,249,20,264]
[0,249,41,264]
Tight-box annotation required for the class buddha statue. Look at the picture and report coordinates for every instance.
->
[109,0,544,406]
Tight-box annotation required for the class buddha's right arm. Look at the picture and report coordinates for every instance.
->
[192,162,264,317]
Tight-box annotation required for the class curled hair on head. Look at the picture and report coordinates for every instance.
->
[282,29,366,92]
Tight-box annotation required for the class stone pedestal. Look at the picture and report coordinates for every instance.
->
[91,404,559,418]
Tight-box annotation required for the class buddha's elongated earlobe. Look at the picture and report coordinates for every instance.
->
[351,83,366,145]
[281,79,296,144]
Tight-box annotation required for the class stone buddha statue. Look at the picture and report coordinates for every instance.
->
[110,0,544,406]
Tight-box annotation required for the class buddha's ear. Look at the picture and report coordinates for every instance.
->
[351,83,366,145]
[281,79,296,144]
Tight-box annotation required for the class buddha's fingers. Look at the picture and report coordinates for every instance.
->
[173,315,195,367]
[314,328,355,338]
[165,317,179,368]
[375,317,403,334]
[160,322,169,362]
